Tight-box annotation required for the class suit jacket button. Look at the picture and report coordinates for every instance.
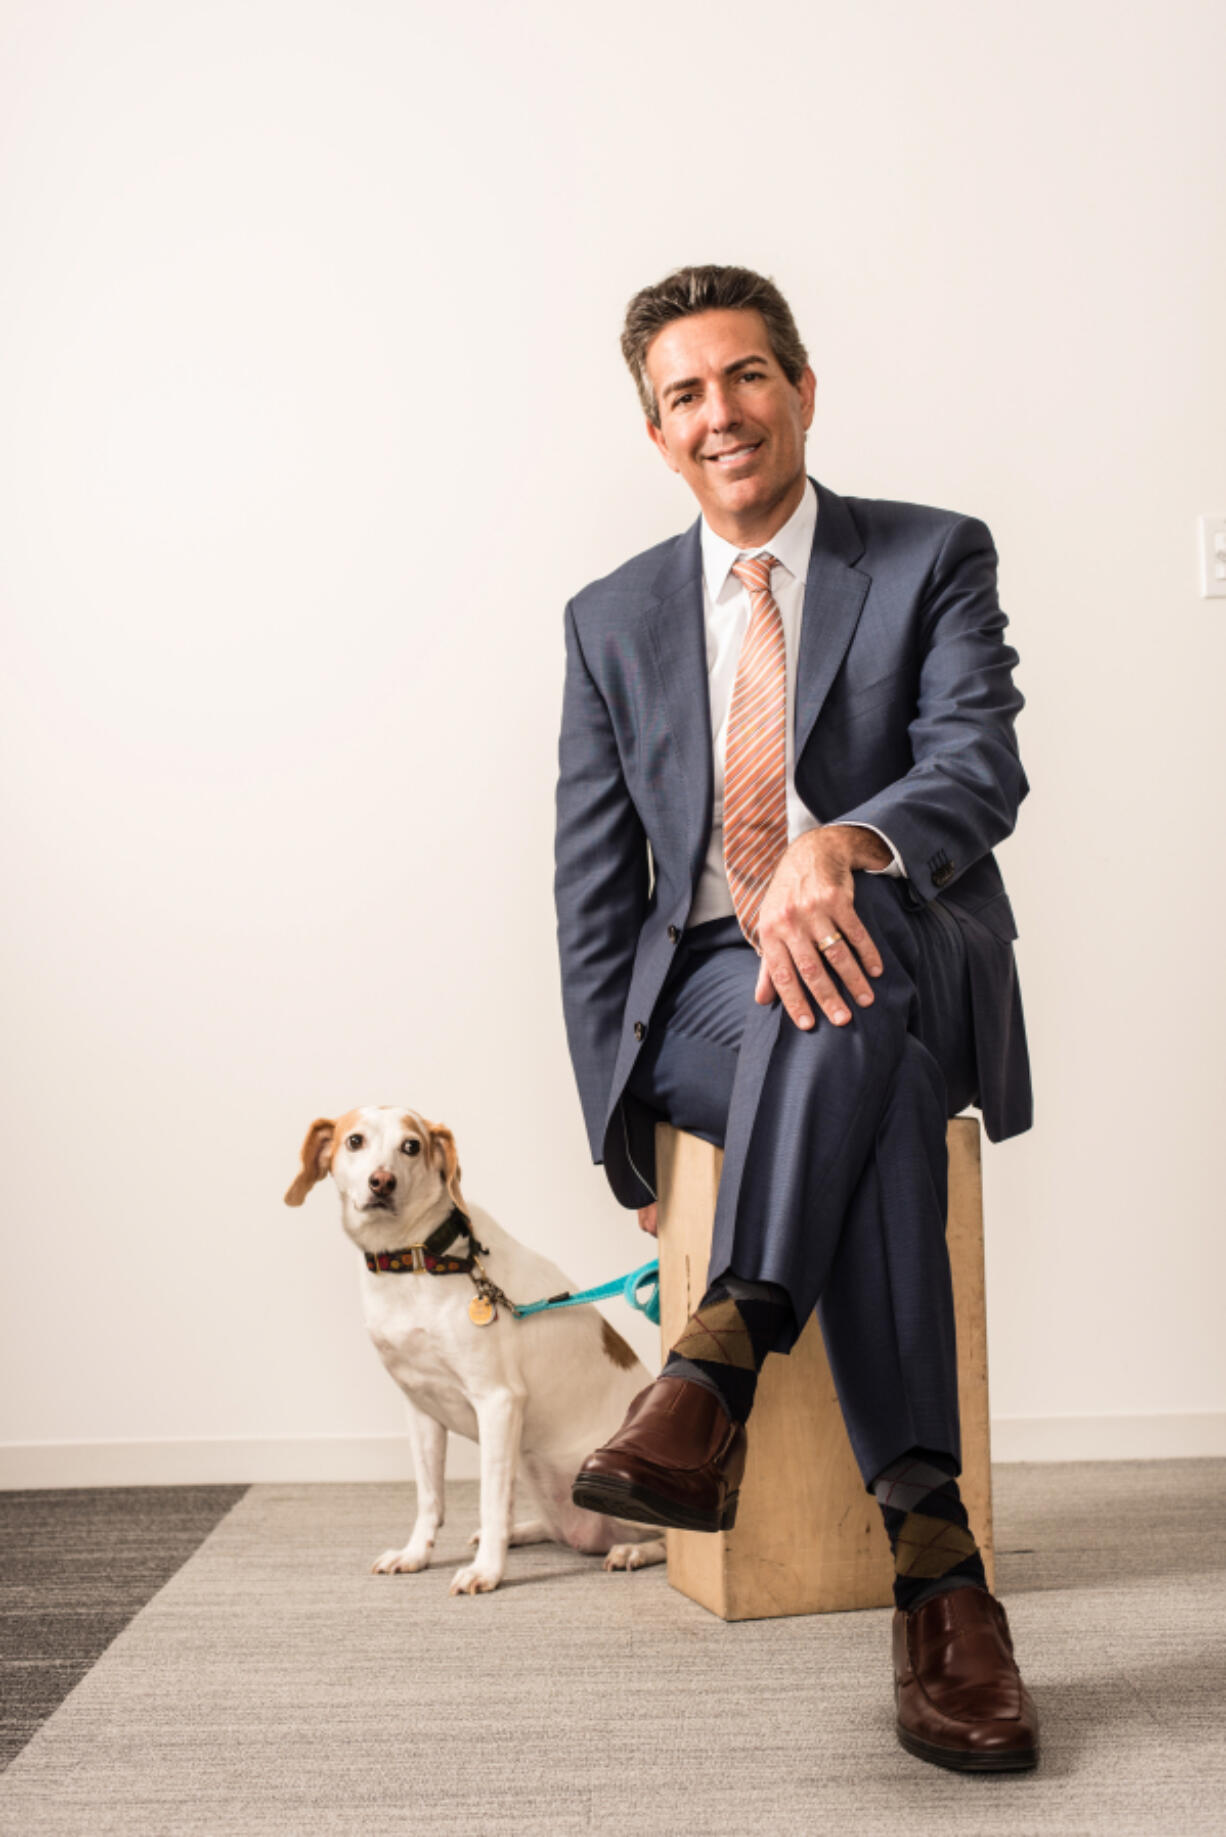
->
[633,1021,646,1041]
[667,925,679,943]
[933,862,955,888]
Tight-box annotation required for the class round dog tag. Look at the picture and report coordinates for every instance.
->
[468,1294,496,1327]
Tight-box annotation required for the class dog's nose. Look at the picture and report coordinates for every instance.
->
[369,1169,397,1197]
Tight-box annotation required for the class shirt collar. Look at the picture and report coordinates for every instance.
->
[700,476,818,604]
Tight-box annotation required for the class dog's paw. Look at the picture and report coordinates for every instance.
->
[371,1544,432,1575]
[604,1538,667,1571]
[448,1560,503,1596]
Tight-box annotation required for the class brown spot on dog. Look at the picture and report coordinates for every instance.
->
[419,1114,468,1214]
[399,1109,428,1148]
[600,1315,638,1370]
[328,1109,364,1172]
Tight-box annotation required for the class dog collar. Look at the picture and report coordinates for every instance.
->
[362,1205,485,1275]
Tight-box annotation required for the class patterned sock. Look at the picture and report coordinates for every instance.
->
[871,1447,989,1612]
[658,1273,796,1425]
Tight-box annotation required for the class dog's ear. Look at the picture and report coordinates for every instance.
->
[284,1117,337,1206]
[425,1119,467,1214]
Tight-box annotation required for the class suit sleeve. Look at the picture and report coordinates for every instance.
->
[829,516,1028,901]
[554,600,651,1169]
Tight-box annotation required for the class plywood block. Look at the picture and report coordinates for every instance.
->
[654,1116,994,1619]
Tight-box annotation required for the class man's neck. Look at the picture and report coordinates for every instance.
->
[702,469,808,550]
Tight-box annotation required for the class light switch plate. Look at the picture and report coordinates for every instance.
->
[1199,514,1226,598]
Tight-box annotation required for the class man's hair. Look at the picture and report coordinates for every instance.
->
[620,264,809,426]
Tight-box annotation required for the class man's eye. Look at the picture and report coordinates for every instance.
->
[739,370,764,382]
[346,1133,363,1150]
[401,1139,422,1157]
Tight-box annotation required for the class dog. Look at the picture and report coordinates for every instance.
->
[284,1105,666,1594]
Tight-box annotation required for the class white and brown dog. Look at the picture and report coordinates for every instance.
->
[284,1105,666,1594]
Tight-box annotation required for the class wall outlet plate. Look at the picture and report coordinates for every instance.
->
[1198,514,1226,599]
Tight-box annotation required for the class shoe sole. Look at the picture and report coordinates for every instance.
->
[897,1723,1038,1772]
[571,1473,739,1534]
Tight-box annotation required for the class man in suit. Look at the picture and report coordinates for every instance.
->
[554,264,1038,1771]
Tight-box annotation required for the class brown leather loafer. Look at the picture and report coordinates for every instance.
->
[570,1375,747,1533]
[893,1585,1039,1772]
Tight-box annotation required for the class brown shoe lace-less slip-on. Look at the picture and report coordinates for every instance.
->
[571,1375,747,1533]
[893,1585,1040,1771]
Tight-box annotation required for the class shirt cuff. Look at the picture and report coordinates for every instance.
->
[846,823,906,878]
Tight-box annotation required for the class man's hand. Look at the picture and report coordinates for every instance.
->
[754,826,887,1029]
[637,1203,658,1237]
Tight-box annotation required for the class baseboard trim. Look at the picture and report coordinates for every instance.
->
[2,1414,1223,1489]
[0,1436,431,1490]
[989,1411,1226,1463]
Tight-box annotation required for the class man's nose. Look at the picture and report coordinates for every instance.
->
[369,1168,397,1197]
[707,386,740,433]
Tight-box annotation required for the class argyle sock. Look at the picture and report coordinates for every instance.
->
[658,1273,796,1425]
[872,1447,990,1612]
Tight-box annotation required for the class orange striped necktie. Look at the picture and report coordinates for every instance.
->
[723,551,789,951]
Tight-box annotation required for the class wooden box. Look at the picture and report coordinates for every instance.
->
[653,1115,994,1618]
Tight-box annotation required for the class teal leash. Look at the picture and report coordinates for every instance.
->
[469,1253,661,1327]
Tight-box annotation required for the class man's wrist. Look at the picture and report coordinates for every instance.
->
[815,823,892,871]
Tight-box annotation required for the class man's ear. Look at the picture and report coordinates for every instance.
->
[798,362,817,431]
[284,1117,336,1207]
[424,1118,467,1214]
[646,416,681,474]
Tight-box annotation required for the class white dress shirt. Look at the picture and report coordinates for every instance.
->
[688,477,906,928]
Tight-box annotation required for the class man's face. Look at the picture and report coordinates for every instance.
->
[643,308,816,537]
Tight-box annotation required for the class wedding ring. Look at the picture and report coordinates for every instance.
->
[817,932,843,953]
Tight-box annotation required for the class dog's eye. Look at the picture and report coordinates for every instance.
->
[346,1133,364,1150]
[401,1138,422,1157]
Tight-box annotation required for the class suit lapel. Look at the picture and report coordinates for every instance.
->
[643,518,713,887]
[794,476,870,764]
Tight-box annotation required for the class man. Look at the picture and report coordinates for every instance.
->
[553,264,1037,1772]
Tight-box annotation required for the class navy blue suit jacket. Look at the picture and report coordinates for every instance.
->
[554,475,1032,1209]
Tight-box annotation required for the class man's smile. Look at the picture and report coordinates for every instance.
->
[704,441,763,467]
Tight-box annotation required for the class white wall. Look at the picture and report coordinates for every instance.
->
[3,0,1224,1485]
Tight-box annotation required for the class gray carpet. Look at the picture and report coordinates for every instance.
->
[0,1460,1223,1835]
[0,1486,249,1770]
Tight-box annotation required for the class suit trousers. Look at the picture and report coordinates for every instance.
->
[625,871,979,1491]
